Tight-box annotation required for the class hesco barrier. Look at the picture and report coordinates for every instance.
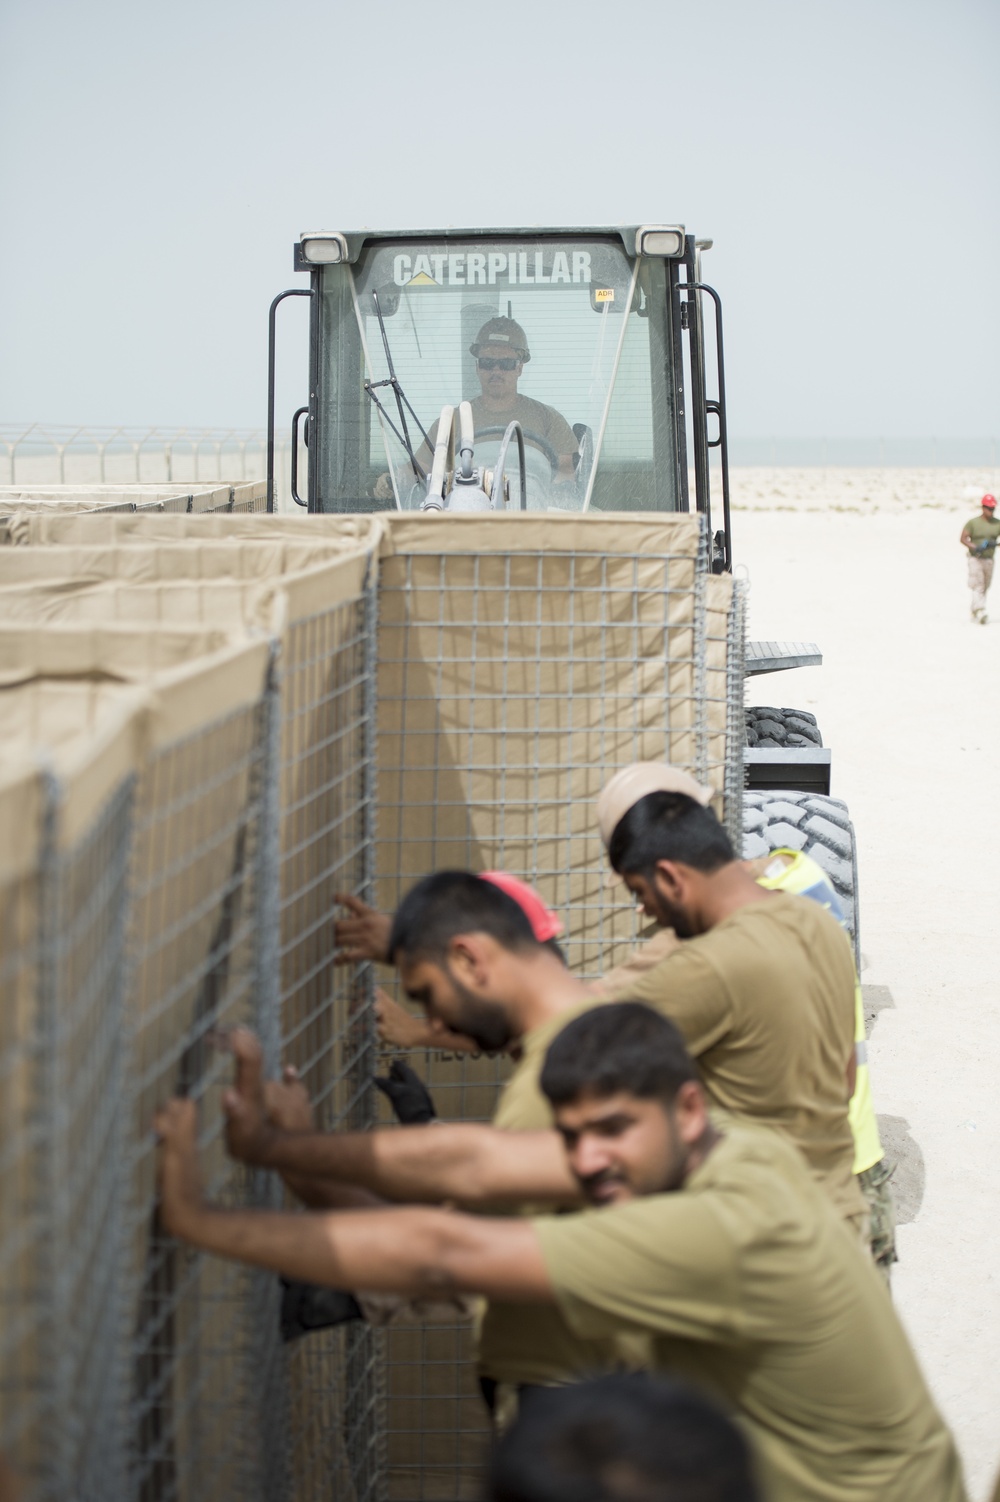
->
[0,508,745,1502]
[0,481,267,542]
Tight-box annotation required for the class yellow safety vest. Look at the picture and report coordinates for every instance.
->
[755,849,883,1175]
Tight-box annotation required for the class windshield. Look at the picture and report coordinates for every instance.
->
[314,235,679,514]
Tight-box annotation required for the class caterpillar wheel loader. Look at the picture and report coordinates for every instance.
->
[267,224,860,955]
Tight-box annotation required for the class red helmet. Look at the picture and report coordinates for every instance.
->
[983,494,997,509]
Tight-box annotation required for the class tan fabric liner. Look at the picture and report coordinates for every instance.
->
[0,547,375,631]
[380,509,701,557]
[0,625,237,684]
[6,510,377,548]
[0,538,365,584]
[0,640,271,843]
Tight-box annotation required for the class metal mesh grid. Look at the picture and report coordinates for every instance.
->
[122,699,279,1502]
[375,541,705,980]
[45,777,134,1501]
[372,522,715,1501]
[229,486,268,514]
[275,570,383,1502]
[703,572,744,851]
[725,579,747,852]
[0,787,49,1498]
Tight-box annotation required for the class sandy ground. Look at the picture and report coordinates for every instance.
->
[729,465,998,513]
[735,486,1000,1499]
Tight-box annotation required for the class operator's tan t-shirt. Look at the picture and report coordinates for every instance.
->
[422,395,578,465]
[611,892,864,1221]
[533,1124,966,1502]
[478,1008,637,1386]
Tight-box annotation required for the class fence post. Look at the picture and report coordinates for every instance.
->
[253,642,284,1081]
[34,771,63,1502]
[725,580,747,853]
[693,514,709,786]
[245,641,292,1502]
[342,559,387,1502]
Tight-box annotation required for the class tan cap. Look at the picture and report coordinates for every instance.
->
[596,762,715,849]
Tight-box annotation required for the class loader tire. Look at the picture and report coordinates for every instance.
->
[745,706,823,749]
[742,790,860,969]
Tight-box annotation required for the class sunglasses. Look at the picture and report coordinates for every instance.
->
[477,357,520,371]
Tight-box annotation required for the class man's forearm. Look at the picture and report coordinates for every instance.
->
[169,1199,552,1302]
[279,1166,383,1211]
[255,1122,578,1209]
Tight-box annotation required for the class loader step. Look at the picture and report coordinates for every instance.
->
[745,640,823,676]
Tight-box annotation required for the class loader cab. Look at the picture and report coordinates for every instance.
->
[270,225,731,566]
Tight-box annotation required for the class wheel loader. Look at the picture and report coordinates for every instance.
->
[268,224,860,950]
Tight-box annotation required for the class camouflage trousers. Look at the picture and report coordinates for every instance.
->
[858,1157,897,1284]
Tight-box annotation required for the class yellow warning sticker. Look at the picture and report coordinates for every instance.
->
[594,288,615,303]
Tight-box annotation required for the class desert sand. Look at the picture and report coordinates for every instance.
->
[729,464,997,514]
[735,478,999,1499]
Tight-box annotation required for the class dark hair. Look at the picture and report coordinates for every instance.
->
[540,1003,698,1109]
[608,792,734,877]
[488,1372,760,1502]
[388,870,541,965]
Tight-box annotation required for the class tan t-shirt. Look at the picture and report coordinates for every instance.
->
[589,925,681,994]
[534,1124,966,1502]
[965,513,1000,557]
[611,892,863,1221]
[421,395,578,466]
[478,1008,638,1386]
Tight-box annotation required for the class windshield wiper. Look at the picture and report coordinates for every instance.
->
[364,288,430,483]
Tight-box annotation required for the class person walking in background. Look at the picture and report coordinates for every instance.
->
[960,493,999,623]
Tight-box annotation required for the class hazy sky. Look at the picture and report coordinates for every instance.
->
[1,0,996,438]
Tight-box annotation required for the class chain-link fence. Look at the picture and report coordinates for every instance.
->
[0,426,268,488]
[0,425,319,511]
[0,503,745,1502]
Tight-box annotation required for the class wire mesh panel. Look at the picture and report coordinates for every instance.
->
[121,663,279,1502]
[0,698,143,1502]
[375,514,706,976]
[372,512,709,1500]
[274,558,383,1502]
[228,483,268,514]
[45,775,135,1502]
[0,771,50,1501]
[725,579,747,853]
[703,572,745,850]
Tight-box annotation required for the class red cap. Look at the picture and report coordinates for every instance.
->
[479,871,564,942]
[982,494,996,509]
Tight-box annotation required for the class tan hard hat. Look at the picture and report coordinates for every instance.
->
[596,763,715,849]
[470,317,531,363]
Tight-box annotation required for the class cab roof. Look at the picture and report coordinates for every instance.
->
[300,226,672,264]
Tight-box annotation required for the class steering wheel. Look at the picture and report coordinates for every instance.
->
[473,426,561,475]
